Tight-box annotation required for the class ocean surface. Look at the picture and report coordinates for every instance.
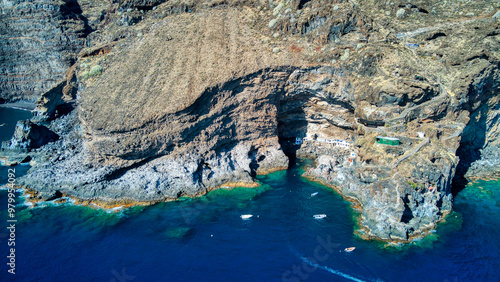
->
[0,107,32,142]
[0,108,499,281]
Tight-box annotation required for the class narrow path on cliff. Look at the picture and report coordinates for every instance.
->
[385,83,448,125]
[385,45,451,126]
[394,19,477,39]
[391,137,429,168]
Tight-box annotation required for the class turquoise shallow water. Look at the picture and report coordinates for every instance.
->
[0,108,499,281]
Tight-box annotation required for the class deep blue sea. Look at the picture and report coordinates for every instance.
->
[0,108,499,281]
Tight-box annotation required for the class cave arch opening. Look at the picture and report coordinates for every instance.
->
[276,91,311,168]
[277,92,311,168]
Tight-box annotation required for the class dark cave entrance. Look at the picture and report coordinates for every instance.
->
[452,143,482,196]
[276,94,309,169]
[451,104,489,196]
[401,195,414,224]
[451,66,500,196]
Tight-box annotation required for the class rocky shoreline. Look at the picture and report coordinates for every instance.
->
[1,0,499,243]
[301,172,451,244]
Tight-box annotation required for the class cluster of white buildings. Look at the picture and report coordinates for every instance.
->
[294,136,351,148]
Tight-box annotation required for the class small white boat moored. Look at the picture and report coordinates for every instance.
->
[344,247,355,252]
[311,192,318,197]
[240,214,253,219]
[313,214,327,219]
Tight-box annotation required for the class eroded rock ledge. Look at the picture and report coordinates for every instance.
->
[1,0,499,242]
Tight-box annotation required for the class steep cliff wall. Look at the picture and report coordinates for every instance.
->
[0,0,112,102]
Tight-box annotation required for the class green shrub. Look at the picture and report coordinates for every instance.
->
[81,65,103,81]
[81,70,90,80]
[407,180,419,190]
[358,138,367,146]
[89,65,103,77]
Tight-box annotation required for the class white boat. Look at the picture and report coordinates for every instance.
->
[311,192,318,197]
[313,214,327,219]
[240,214,253,219]
[344,247,355,252]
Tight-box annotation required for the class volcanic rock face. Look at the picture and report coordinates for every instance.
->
[2,0,499,242]
[0,0,111,102]
[456,74,500,182]
[21,68,295,202]
[1,120,59,152]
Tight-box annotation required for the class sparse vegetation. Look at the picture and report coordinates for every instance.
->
[407,180,418,190]
[407,180,424,190]
[358,138,367,146]
[82,65,103,80]
[81,70,90,80]
[89,65,103,76]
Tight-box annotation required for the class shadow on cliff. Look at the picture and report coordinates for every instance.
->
[61,0,93,48]
[452,63,500,196]
[175,68,293,156]
[177,67,294,119]
[109,67,299,180]
[277,92,310,168]
[176,66,311,172]
[452,101,488,196]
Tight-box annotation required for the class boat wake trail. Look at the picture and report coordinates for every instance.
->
[299,256,367,282]
[289,247,382,282]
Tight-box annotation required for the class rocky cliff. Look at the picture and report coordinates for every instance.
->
[1,0,499,242]
[0,0,110,102]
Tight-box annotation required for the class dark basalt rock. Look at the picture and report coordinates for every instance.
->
[0,0,110,102]
[1,120,59,152]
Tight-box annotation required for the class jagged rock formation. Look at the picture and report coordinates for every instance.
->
[31,64,78,121]
[1,0,499,242]
[1,120,59,152]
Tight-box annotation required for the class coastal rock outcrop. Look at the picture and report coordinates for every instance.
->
[1,0,499,242]
[1,120,59,152]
